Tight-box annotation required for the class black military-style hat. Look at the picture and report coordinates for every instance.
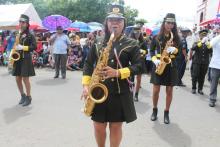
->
[199,29,208,35]
[164,13,176,23]
[135,21,145,27]
[180,27,191,32]
[132,21,144,33]
[106,3,125,19]
[133,25,141,33]
[19,14,30,23]
[133,26,141,31]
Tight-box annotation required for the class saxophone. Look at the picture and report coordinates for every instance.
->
[83,31,115,116]
[155,31,176,75]
[8,34,20,67]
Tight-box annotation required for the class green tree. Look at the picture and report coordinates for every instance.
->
[0,0,138,25]
[118,0,125,5]
[68,0,113,23]
[124,6,139,26]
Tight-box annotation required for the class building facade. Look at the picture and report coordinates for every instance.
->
[196,0,220,26]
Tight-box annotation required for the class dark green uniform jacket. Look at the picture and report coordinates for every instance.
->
[83,35,142,123]
[12,31,36,77]
[192,42,212,65]
[150,34,180,86]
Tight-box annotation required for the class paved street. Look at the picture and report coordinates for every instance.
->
[0,66,220,147]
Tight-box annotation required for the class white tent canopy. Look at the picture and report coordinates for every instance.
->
[0,3,42,30]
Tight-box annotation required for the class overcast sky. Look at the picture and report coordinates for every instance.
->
[124,0,198,25]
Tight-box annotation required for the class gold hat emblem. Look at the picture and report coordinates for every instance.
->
[112,7,120,14]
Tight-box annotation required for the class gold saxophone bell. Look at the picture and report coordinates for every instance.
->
[11,51,20,61]
[162,56,171,64]
[8,34,20,67]
[89,83,108,104]
[83,83,108,116]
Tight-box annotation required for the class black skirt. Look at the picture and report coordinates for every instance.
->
[140,57,147,74]
[145,60,153,74]
[91,92,137,123]
[12,52,35,77]
[150,63,178,86]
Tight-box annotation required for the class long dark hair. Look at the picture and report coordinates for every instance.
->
[103,18,126,45]
[158,21,180,46]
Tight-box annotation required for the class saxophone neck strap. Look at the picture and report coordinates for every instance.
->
[113,48,134,92]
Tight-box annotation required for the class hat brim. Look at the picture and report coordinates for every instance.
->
[19,18,28,22]
[106,14,125,19]
[199,30,208,35]
[164,18,176,23]
[200,32,208,36]
[181,29,191,32]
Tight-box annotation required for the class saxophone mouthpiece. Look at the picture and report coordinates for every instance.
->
[110,28,115,41]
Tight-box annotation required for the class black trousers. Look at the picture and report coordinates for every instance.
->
[54,54,67,77]
[191,63,208,90]
[176,58,186,84]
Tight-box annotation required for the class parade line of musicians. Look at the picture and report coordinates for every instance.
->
[8,2,220,147]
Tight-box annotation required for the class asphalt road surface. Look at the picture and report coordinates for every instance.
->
[0,67,220,147]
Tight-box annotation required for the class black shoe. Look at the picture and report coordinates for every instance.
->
[198,90,204,95]
[164,110,170,124]
[151,108,158,121]
[134,92,138,102]
[54,75,59,78]
[62,76,66,79]
[209,101,216,107]
[191,89,196,94]
[19,94,26,105]
[22,96,32,107]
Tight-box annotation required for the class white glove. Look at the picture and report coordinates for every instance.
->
[166,47,176,54]
[16,44,23,51]
[205,41,210,45]
[201,37,208,43]
[153,59,160,66]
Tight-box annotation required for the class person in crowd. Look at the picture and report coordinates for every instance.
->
[6,31,16,63]
[0,34,6,57]
[143,32,153,75]
[66,50,82,71]
[208,25,220,107]
[81,3,142,147]
[191,29,212,95]
[50,26,71,79]
[81,38,90,68]
[150,13,181,124]
[42,42,50,65]
[96,30,104,45]
[176,29,189,87]
[12,14,36,106]
[129,26,148,101]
